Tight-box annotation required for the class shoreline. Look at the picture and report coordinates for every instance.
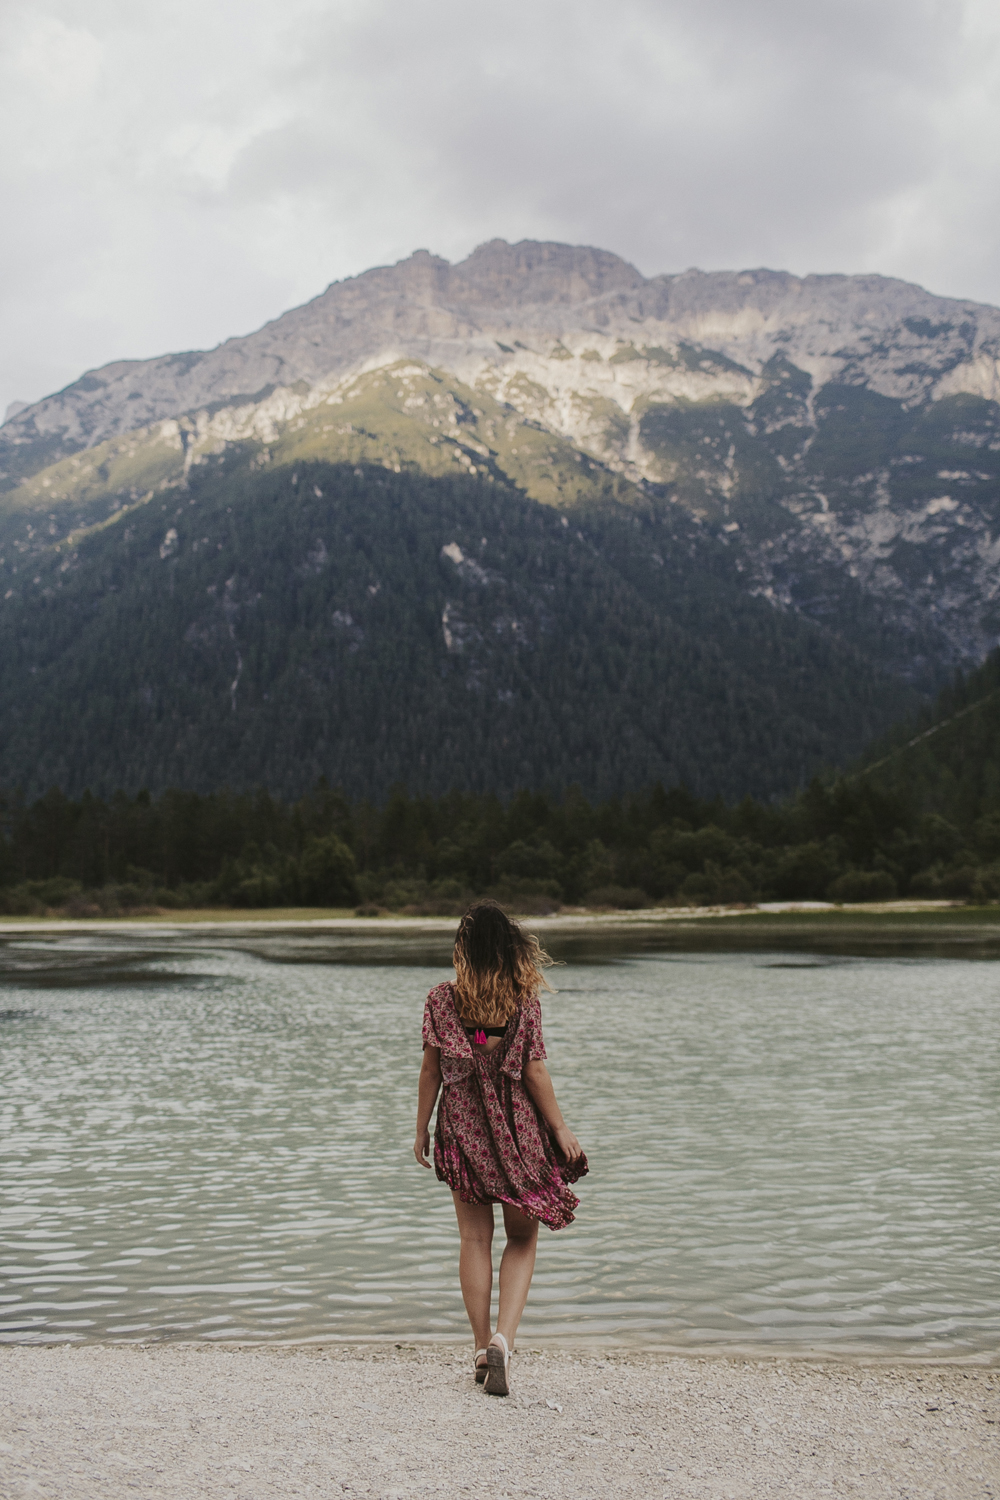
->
[4,900,1000,962]
[0,897,968,932]
[3,1342,996,1498]
[15,1334,996,1369]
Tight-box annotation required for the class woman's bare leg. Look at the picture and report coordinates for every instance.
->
[452,1194,495,1350]
[494,1202,539,1348]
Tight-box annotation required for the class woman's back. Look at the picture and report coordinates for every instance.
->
[413,901,587,1395]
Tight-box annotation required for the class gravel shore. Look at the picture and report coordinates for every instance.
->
[1,1344,997,1499]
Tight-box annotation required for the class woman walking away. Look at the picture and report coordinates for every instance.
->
[414,901,587,1396]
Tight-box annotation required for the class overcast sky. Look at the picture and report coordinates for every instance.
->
[2,0,999,417]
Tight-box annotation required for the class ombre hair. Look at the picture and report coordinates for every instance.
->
[452,901,553,1028]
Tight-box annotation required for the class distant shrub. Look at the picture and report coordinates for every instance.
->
[354,871,386,905]
[430,879,467,902]
[910,864,999,902]
[231,872,286,907]
[60,899,105,918]
[153,888,186,909]
[502,894,562,916]
[298,834,358,906]
[0,885,46,916]
[970,866,1000,902]
[939,865,979,899]
[396,879,475,916]
[771,841,843,901]
[487,881,562,915]
[495,840,564,883]
[577,839,614,893]
[909,867,944,898]
[380,879,431,909]
[972,815,1000,862]
[712,868,755,905]
[678,872,712,905]
[827,869,898,903]
[678,864,753,907]
[27,877,83,907]
[583,885,650,910]
[647,858,686,898]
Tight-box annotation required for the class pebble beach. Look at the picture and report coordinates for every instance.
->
[1,1344,997,1499]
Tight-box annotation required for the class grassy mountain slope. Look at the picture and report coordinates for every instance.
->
[0,362,635,569]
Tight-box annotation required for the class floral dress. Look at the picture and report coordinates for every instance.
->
[422,982,587,1231]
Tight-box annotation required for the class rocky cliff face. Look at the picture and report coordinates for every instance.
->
[6,241,1000,457]
[4,238,1000,682]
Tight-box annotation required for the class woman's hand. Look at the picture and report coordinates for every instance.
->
[553,1125,583,1162]
[415,1047,441,1169]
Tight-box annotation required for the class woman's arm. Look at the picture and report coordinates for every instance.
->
[414,1046,442,1167]
[524,1059,583,1161]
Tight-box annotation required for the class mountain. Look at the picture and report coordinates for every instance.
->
[2,238,999,801]
[0,459,910,803]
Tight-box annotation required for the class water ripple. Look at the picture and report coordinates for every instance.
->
[0,942,997,1355]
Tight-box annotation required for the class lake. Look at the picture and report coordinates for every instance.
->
[1,930,997,1358]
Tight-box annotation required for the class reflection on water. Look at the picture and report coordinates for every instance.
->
[0,935,997,1357]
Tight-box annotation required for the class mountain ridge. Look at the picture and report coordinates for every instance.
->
[2,239,1000,803]
[5,239,1000,480]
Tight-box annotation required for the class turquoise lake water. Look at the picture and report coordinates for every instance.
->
[0,935,997,1356]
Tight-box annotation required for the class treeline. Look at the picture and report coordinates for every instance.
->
[2,766,998,917]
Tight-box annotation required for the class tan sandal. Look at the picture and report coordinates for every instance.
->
[483,1332,510,1396]
[473,1348,489,1384]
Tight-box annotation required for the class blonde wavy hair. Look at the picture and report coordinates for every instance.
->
[452,900,554,1028]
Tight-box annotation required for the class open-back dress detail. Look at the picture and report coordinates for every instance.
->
[422,981,586,1231]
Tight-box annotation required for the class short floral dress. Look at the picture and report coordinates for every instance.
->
[422,982,587,1231]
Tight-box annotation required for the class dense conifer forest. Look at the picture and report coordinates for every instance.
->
[5,645,1000,916]
[0,462,918,806]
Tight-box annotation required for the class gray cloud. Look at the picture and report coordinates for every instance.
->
[2,0,998,416]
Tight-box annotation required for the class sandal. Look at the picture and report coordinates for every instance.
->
[473,1348,489,1384]
[483,1332,511,1397]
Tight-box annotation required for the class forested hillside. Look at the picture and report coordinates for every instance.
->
[0,460,914,804]
[860,647,1000,830]
[7,647,1000,916]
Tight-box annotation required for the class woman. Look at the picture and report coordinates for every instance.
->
[414,901,587,1396]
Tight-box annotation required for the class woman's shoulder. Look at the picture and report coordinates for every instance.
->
[509,990,542,1034]
[423,980,472,1061]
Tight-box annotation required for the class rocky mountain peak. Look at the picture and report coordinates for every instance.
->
[449,238,645,306]
[4,239,1000,477]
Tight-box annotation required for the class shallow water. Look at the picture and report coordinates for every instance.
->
[0,937,997,1357]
